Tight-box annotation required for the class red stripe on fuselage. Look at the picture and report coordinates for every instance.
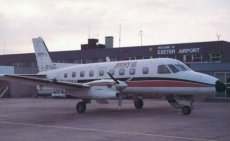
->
[127,80,211,87]
[88,80,211,87]
[88,82,115,87]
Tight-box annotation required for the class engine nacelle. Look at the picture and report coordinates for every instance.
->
[87,86,118,99]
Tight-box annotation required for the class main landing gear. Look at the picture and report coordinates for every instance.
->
[134,97,144,109]
[76,99,91,113]
[166,95,194,115]
[76,101,86,113]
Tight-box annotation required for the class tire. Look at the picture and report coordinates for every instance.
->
[76,102,86,113]
[182,106,191,115]
[134,98,143,109]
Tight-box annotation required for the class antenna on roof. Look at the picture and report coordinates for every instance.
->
[139,30,143,46]
[119,24,121,47]
[216,33,221,41]
[3,40,5,55]
[88,24,91,39]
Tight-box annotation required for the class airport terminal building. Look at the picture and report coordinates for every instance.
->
[0,37,230,98]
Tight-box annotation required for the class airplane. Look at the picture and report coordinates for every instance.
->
[0,37,226,115]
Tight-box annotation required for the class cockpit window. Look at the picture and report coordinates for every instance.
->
[167,64,179,73]
[157,65,171,74]
[175,64,188,71]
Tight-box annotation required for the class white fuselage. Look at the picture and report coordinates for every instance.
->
[39,58,218,99]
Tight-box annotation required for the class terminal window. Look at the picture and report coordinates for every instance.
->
[130,57,136,60]
[143,56,151,59]
[193,54,202,62]
[210,53,221,62]
[183,54,192,63]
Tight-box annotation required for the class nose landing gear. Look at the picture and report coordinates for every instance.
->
[167,95,193,115]
[182,105,192,115]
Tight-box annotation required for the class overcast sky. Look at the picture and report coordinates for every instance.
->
[0,0,230,54]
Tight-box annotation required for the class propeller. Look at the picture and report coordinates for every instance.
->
[107,72,127,109]
[107,72,120,84]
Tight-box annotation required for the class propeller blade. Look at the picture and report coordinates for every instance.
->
[107,72,120,84]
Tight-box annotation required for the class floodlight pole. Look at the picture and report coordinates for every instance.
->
[217,33,221,41]
[139,30,143,46]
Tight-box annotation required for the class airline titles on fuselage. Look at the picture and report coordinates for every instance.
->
[114,61,137,68]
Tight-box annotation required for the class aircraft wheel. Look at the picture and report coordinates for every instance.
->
[134,98,143,109]
[182,106,191,115]
[76,101,86,113]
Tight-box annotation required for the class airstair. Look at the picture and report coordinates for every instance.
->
[0,86,9,98]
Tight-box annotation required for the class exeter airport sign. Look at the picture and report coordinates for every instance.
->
[157,45,200,55]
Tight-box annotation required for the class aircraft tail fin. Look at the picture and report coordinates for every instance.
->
[32,37,54,72]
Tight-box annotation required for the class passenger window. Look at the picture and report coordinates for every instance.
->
[72,72,76,78]
[80,71,85,77]
[168,64,179,73]
[119,69,125,75]
[89,70,94,77]
[99,70,104,76]
[109,69,115,75]
[158,65,171,74]
[142,67,149,74]
[64,73,68,78]
[129,68,136,75]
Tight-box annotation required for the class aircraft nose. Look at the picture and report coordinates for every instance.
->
[215,80,226,92]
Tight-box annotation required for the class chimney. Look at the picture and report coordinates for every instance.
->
[105,36,113,48]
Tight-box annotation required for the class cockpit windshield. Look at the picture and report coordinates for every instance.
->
[158,63,190,74]
[163,63,190,73]
[174,64,189,71]
[167,64,180,73]
[157,65,171,74]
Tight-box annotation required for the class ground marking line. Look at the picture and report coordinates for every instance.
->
[0,120,216,141]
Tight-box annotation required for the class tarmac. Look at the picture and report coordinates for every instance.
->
[0,98,229,141]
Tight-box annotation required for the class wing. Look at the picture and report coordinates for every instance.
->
[0,74,89,91]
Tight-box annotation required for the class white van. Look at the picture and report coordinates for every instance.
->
[52,90,66,98]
